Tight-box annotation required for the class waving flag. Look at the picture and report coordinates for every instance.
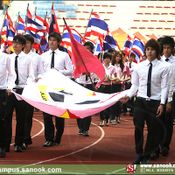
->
[49,3,60,34]
[1,9,16,48]
[84,12,109,39]
[15,14,25,34]
[94,37,103,56]
[61,27,82,56]
[131,37,144,62]
[35,13,49,54]
[15,69,127,118]
[103,34,120,51]
[65,22,105,82]
[123,35,133,56]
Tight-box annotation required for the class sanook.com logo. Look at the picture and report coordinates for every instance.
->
[126,164,137,174]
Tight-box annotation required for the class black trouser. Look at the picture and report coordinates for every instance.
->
[43,113,65,143]
[0,90,7,149]
[133,97,165,157]
[172,92,175,121]
[77,117,92,132]
[98,84,112,121]
[5,89,26,148]
[76,84,94,132]
[160,99,174,150]
[24,104,34,144]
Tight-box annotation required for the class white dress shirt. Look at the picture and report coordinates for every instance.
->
[161,55,175,92]
[27,50,41,80]
[38,49,73,78]
[8,51,35,89]
[0,50,16,90]
[127,59,169,104]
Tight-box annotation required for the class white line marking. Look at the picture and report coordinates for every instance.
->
[21,122,105,167]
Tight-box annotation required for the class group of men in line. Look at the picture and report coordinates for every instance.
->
[0,32,174,166]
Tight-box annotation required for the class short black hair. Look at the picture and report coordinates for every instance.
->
[144,39,160,59]
[48,32,62,43]
[103,52,112,60]
[13,34,26,45]
[83,41,94,52]
[129,52,136,58]
[162,36,175,49]
[23,34,34,44]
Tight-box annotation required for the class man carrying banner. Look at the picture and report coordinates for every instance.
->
[121,39,169,164]
[75,41,97,136]
[0,37,16,157]
[38,32,73,147]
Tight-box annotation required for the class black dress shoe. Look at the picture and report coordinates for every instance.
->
[160,147,169,157]
[150,152,159,160]
[0,148,6,158]
[133,154,143,164]
[14,145,23,152]
[21,143,27,150]
[43,141,54,147]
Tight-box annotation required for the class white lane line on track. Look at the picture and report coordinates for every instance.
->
[10,118,44,146]
[21,122,105,167]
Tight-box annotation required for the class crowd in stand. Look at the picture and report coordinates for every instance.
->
[0,32,174,166]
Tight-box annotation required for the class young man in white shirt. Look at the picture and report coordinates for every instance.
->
[121,39,169,164]
[5,35,35,152]
[159,36,175,156]
[38,32,73,147]
[0,45,16,157]
[23,34,40,146]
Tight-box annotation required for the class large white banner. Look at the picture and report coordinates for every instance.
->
[15,69,128,118]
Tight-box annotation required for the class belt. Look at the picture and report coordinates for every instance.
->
[137,97,160,102]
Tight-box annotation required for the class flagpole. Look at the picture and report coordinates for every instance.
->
[83,9,93,40]
[63,17,96,90]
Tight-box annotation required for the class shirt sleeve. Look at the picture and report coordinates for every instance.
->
[127,68,139,98]
[6,56,16,90]
[59,53,73,76]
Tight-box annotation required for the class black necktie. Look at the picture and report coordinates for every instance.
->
[51,51,55,68]
[15,55,19,85]
[147,62,152,97]
[165,58,169,62]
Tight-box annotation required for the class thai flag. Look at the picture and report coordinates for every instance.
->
[123,35,133,56]
[84,12,109,39]
[131,37,144,62]
[1,18,8,47]
[103,34,119,51]
[25,18,47,34]
[5,10,16,47]
[61,27,82,56]
[94,37,103,56]
[49,3,60,34]
[15,14,25,34]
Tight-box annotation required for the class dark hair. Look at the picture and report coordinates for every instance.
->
[129,52,136,58]
[83,41,94,52]
[48,32,62,43]
[13,35,26,45]
[103,52,112,60]
[23,34,34,44]
[162,36,175,49]
[144,39,160,59]
[108,48,116,53]
[157,37,164,55]
[111,51,124,71]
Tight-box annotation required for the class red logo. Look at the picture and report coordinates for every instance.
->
[126,164,136,174]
